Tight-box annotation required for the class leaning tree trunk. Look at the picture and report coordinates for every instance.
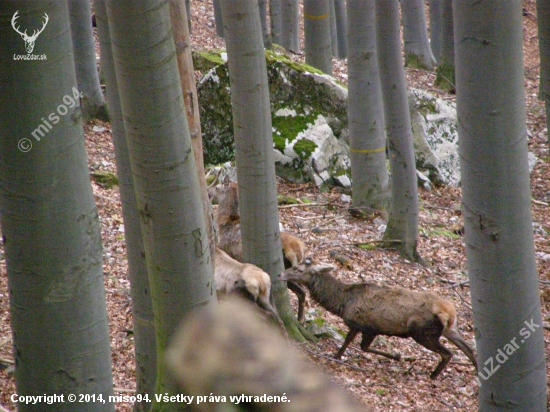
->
[304,0,333,74]
[347,0,389,214]
[281,0,301,53]
[169,0,216,267]
[375,0,424,264]
[68,0,108,122]
[105,1,216,409]
[401,0,436,70]
[220,0,313,342]
[428,0,443,63]
[0,2,115,411]
[435,0,455,91]
[454,1,547,410]
[94,2,157,409]
[537,0,550,147]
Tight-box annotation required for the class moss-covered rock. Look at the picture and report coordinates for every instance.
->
[194,49,461,187]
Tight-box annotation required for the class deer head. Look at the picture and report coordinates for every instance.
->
[12,11,49,54]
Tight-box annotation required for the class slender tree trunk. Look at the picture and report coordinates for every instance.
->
[213,0,224,38]
[270,0,282,45]
[304,0,332,74]
[347,0,389,214]
[537,0,550,147]
[428,0,443,63]
[401,0,436,70]
[220,0,312,342]
[169,0,216,267]
[281,0,300,53]
[454,1,547,409]
[375,0,423,263]
[185,0,191,33]
[105,1,216,409]
[94,2,157,409]
[68,0,108,122]
[258,0,272,48]
[333,0,348,59]
[329,0,339,58]
[435,0,455,91]
[0,2,114,410]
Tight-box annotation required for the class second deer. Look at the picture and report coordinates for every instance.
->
[216,182,309,323]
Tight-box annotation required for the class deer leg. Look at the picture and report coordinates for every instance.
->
[443,327,478,371]
[414,335,453,380]
[335,329,359,359]
[287,281,307,323]
[360,333,401,361]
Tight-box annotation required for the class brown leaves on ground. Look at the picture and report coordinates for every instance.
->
[1,1,549,411]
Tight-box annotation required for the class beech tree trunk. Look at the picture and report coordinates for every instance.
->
[281,0,301,53]
[0,2,114,410]
[428,0,443,63]
[537,0,550,147]
[333,0,348,59]
[401,0,436,70]
[454,1,547,409]
[105,1,216,409]
[347,0,389,213]
[68,0,108,122]
[220,0,313,342]
[435,0,455,91]
[169,0,216,267]
[94,2,157,409]
[304,0,333,74]
[375,0,423,263]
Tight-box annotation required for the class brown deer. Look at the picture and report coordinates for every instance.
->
[216,182,309,322]
[279,260,478,380]
[215,248,285,332]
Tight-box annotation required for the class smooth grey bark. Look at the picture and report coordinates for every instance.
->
[220,0,311,342]
[213,0,224,38]
[105,0,216,408]
[401,0,436,70]
[185,0,191,33]
[329,0,339,58]
[0,2,114,410]
[304,0,333,75]
[435,0,455,91]
[333,0,348,59]
[281,0,300,53]
[94,2,156,409]
[347,0,389,213]
[428,0,443,63]
[169,0,217,269]
[375,0,423,263]
[454,1,547,409]
[68,0,108,122]
[537,0,550,146]
[270,0,282,45]
[258,0,272,48]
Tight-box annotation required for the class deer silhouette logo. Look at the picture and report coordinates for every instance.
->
[11,11,49,54]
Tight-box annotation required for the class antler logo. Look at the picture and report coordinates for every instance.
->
[12,11,49,54]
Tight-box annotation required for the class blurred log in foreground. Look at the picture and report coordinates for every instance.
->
[166,298,366,412]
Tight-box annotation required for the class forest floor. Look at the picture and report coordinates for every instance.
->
[1,0,549,411]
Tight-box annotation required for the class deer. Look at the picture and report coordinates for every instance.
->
[215,181,309,323]
[12,11,49,54]
[214,247,286,332]
[279,260,478,380]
